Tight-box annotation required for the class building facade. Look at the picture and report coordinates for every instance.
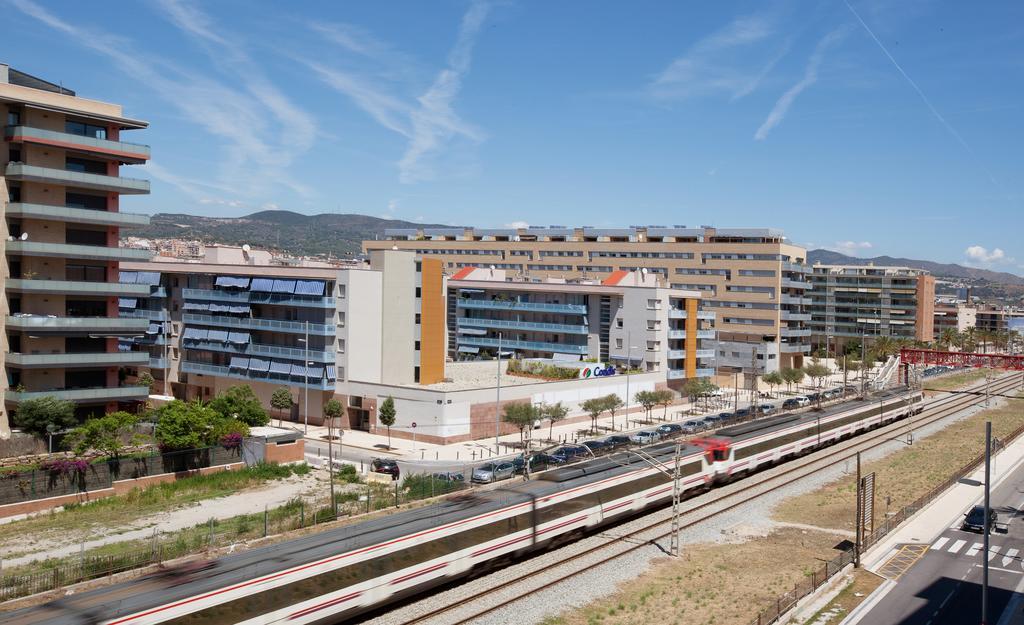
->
[364,225,810,374]
[933,302,977,340]
[2,64,152,436]
[807,264,935,351]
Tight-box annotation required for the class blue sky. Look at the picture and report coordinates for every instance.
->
[5,0,1023,271]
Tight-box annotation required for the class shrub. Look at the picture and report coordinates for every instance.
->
[39,458,89,476]
[335,464,361,483]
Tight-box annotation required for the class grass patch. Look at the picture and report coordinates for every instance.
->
[774,391,1024,533]
[923,368,991,393]
[791,568,883,625]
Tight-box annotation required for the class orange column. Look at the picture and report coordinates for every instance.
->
[418,258,446,385]
[685,298,698,379]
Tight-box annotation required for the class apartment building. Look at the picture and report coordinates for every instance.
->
[975,307,1024,335]
[1,64,152,435]
[807,264,935,351]
[365,225,810,374]
[933,302,977,340]
[448,267,715,385]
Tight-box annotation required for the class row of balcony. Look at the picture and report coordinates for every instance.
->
[780,310,812,321]
[781,295,813,305]
[456,316,589,335]
[781,279,810,290]
[182,288,335,309]
[4,351,149,368]
[456,298,588,315]
[5,278,151,297]
[781,262,812,274]
[6,315,149,334]
[666,348,718,361]
[5,125,150,163]
[666,329,717,340]
[667,309,717,320]
[5,163,149,195]
[180,361,334,390]
[780,327,813,338]
[6,240,153,262]
[182,338,335,363]
[4,386,149,405]
[119,309,169,321]
[456,335,589,355]
[667,368,716,380]
[182,313,335,336]
[5,203,150,228]
[780,343,811,353]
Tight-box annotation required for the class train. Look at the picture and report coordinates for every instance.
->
[11,387,924,625]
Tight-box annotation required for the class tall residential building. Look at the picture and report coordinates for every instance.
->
[2,64,152,436]
[806,264,935,351]
[933,302,977,340]
[364,225,810,374]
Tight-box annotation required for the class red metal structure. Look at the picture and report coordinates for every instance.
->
[899,348,1024,371]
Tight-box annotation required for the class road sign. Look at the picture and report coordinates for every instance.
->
[411,422,417,428]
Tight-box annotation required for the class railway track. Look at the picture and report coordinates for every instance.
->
[381,374,1020,625]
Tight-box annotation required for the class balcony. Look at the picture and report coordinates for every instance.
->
[119,309,169,321]
[5,163,150,194]
[457,317,589,335]
[696,368,716,377]
[667,369,685,380]
[6,315,149,334]
[182,313,335,336]
[456,298,587,315]
[781,327,812,338]
[5,351,149,368]
[5,203,151,228]
[148,357,169,369]
[5,126,150,163]
[696,349,716,359]
[780,311,812,321]
[4,278,150,297]
[781,295,812,306]
[5,386,149,404]
[6,240,153,262]
[457,336,588,355]
[667,349,686,360]
[182,288,334,309]
[183,338,335,363]
[782,279,810,290]
[782,262,811,274]
[180,361,334,390]
[780,343,811,353]
[668,308,686,319]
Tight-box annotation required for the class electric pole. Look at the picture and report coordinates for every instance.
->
[670,442,682,557]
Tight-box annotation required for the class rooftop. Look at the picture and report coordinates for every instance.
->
[379,224,790,243]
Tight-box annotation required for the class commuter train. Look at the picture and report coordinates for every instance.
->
[14,387,923,625]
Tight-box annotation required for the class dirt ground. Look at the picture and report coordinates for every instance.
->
[788,569,884,625]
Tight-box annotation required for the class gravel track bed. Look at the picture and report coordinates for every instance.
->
[359,385,1008,625]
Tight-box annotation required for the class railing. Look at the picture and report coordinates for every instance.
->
[695,349,716,359]
[5,386,149,403]
[668,309,686,319]
[4,163,150,194]
[695,367,716,377]
[4,278,151,297]
[183,288,335,308]
[780,327,812,337]
[5,316,149,332]
[180,361,334,390]
[119,309,168,320]
[5,240,153,261]
[781,279,810,289]
[456,298,587,315]
[780,311,811,321]
[667,349,686,360]
[4,203,150,227]
[667,330,686,339]
[183,314,335,335]
[5,352,149,367]
[183,339,335,363]
[456,317,589,334]
[457,336,588,354]
[5,125,150,159]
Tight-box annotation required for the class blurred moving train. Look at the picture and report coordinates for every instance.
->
[11,387,923,625]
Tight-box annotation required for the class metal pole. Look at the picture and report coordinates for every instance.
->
[734,371,739,414]
[164,305,170,397]
[670,442,681,556]
[982,420,991,625]
[304,321,309,434]
[854,451,862,567]
[328,418,336,518]
[860,331,867,397]
[625,332,632,430]
[495,332,502,452]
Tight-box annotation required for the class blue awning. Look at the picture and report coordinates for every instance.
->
[458,327,487,335]
[208,303,230,313]
[229,356,249,370]
[272,279,297,294]
[289,364,307,378]
[228,305,251,314]
[458,346,480,354]
[183,302,208,312]
[146,323,162,335]
[294,280,325,296]
[119,271,138,284]
[269,360,291,375]
[136,272,161,286]
[215,276,250,289]
[248,357,270,373]
[227,332,250,345]
[325,365,337,380]
[207,329,229,342]
[306,366,324,379]
[182,327,208,341]
[118,298,138,309]
[250,278,275,292]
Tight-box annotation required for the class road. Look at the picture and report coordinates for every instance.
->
[854,450,1024,625]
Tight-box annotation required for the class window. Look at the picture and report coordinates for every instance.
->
[65,157,106,174]
[415,287,421,298]
[616,318,623,328]
[65,120,107,139]
[7,111,20,126]
[9,148,21,163]
[415,313,421,324]
[414,366,420,383]
[615,338,623,349]
[414,340,421,351]
[8,185,20,203]
[66,192,106,210]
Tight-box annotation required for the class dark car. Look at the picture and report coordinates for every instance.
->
[782,398,801,410]
[370,458,400,480]
[512,453,554,474]
[806,392,822,402]
[582,439,613,455]
[681,420,704,433]
[549,445,590,464]
[657,423,684,438]
[734,408,751,418]
[962,505,997,532]
[603,435,632,449]
[718,412,736,421]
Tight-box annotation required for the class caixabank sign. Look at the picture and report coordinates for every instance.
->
[579,363,616,379]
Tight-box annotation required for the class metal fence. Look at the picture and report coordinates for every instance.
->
[747,419,1024,625]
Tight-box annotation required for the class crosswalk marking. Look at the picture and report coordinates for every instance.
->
[1004,548,1019,567]
[988,545,1001,561]
[932,537,950,551]
[966,543,984,557]
[949,539,967,554]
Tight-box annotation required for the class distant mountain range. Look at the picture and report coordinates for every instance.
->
[130,211,448,256]
[807,249,1024,286]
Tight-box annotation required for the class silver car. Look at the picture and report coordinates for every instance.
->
[629,430,662,445]
[471,461,515,483]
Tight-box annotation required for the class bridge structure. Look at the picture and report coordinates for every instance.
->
[898,347,1024,385]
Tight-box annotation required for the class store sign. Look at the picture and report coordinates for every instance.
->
[580,364,616,379]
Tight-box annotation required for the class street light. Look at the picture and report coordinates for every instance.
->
[297,321,311,434]
[623,333,639,430]
[495,331,502,453]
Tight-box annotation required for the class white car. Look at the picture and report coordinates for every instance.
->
[794,396,811,407]
[629,430,662,445]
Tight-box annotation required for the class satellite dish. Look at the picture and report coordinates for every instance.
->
[242,244,251,253]
[20,232,28,241]
[641,267,647,274]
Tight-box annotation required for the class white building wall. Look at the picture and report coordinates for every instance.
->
[373,251,417,385]
[338,269,383,383]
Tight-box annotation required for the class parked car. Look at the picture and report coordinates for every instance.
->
[806,392,822,402]
[962,505,998,532]
[471,461,516,483]
[782,398,802,410]
[629,430,662,445]
[431,471,466,482]
[795,396,812,407]
[370,458,400,480]
[759,404,776,416]
[512,453,555,474]
[657,423,684,438]
[823,388,842,400]
[549,445,591,464]
[581,439,613,456]
[603,435,632,449]
[681,420,704,433]
[718,411,736,421]
[734,408,751,419]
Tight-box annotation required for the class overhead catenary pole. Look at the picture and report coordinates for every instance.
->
[860,330,868,397]
[982,420,992,625]
[495,331,502,453]
[163,304,171,397]
[625,331,632,430]
[304,320,310,434]
[670,442,682,557]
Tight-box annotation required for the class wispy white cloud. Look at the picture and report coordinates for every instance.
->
[828,240,874,256]
[754,27,848,141]
[651,13,790,101]
[964,245,1009,265]
[504,220,529,229]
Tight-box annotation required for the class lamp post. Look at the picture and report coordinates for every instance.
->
[624,332,637,430]
[163,305,171,397]
[495,331,502,453]
[297,321,311,434]
[982,420,992,625]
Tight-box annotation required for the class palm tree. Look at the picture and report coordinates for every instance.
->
[938,328,958,350]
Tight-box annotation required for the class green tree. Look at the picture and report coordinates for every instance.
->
[762,371,784,397]
[502,402,538,447]
[605,394,624,430]
[270,387,293,426]
[12,396,77,438]
[804,360,831,389]
[581,397,606,433]
[683,378,714,408]
[136,371,155,389]
[323,398,343,426]
[541,401,569,441]
[378,396,397,448]
[208,385,269,427]
[65,411,142,459]
[780,367,805,393]
[634,390,657,422]
[654,389,675,420]
[937,328,960,351]
[154,399,225,450]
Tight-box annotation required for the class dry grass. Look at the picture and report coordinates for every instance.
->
[922,368,992,394]
[546,528,845,625]
[773,392,1024,533]
[787,568,884,625]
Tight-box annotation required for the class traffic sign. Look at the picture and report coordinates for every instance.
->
[411,422,417,428]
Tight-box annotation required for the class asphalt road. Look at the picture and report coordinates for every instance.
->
[856,453,1024,625]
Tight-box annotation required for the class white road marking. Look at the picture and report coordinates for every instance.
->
[932,536,950,551]
[966,543,984,557]
[948,539,967,554]
[975,564,1024,575]
[989,545,1002,561]
[1003,548,1019,567]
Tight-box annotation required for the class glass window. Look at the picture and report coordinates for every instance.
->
[65,120,107,139]
[7,111,20,126]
